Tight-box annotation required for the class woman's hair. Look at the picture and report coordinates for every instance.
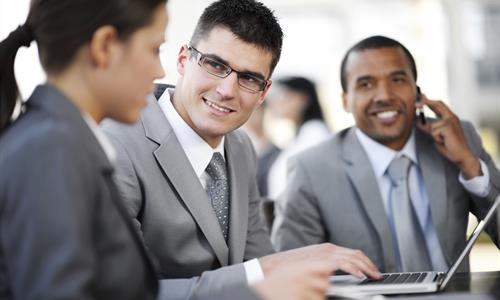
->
[277,76,325,125]
[0,0,167,132]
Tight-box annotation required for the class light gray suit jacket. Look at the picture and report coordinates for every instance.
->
[273,125,499,273]
[102,85,273,300]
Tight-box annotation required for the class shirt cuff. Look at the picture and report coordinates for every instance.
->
[244,258,265,284]
[459,159,491,197]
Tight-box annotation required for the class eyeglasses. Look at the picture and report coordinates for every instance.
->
[188,46,268,93]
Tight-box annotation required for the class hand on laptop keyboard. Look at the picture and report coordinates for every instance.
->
[259,243,383,280]
[360,272,427,285]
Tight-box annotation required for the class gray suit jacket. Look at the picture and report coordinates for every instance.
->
[0,85,158,299]
[102,85,273,299]
[273,125,499,273]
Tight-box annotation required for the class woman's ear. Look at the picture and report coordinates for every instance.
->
[88,25,120,69]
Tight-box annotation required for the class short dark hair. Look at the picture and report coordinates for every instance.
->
[190,0,283,77]
[340,35,417,92]
[277,76,325,124]
[0,0,167,131]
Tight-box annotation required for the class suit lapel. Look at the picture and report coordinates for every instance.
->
[415,130,449,262]
[225,134,249,264]
[341,129,397,271]
[142,96,229,266]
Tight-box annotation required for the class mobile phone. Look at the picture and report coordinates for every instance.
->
[416,86,426,125]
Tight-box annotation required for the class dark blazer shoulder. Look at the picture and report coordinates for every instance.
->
[0,112,82,171]
[154,83,175,100]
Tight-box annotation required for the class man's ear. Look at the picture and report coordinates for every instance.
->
[176,45,190,76]
[342,92,351,113]
[88,25,120,68]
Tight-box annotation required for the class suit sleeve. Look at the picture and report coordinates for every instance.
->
[241,133,275,259]
[192,285,261,300]
[271,155,328,251]
[462,121,500,246]
[157,264,261,300]
[106,133,145,236]
[1,138,96,299]
[190,283,261,300]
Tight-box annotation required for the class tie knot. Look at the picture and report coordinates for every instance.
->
[206,152,227,180]
[386,155,412,183]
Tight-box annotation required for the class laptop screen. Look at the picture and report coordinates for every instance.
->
[440,194,500,289]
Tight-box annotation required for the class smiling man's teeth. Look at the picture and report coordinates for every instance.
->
[376,110,397,119]
[206,100,230,113]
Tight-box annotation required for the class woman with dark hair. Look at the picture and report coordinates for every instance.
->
[273,76,326,127]
[0,0,167,298]
[267,76,331,200]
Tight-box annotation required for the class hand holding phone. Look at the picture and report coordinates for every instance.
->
[416,97,481,178]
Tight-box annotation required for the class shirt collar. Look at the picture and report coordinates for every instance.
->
[82,113,117,164]
[157,88,225,178]
[355,127,418,177]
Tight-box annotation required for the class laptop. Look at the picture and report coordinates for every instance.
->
[328,194,500,296]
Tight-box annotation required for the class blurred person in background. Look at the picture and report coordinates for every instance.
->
[267,76,331,201]
[242,102,281,229]
[242,102,281,198]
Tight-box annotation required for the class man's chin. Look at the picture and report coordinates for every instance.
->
[197,119,241,136]
[370,130,410,147]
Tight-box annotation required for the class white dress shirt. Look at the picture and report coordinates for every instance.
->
[82,113,116,164]
[355,128,490,271]
[158,88,264,284]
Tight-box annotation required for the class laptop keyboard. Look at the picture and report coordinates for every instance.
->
[360,272,428,285]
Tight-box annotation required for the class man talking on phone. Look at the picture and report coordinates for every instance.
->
[272,35,500,273]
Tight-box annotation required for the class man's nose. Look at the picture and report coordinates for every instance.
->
[216,71,239,99]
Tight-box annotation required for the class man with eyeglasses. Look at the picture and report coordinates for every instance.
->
[188,46,270,93]
[103,0,380,299]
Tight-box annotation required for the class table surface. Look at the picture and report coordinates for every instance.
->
[441,271,499,296]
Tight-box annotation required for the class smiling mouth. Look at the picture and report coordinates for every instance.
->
[373,110,398,119]
[204,98,235,113]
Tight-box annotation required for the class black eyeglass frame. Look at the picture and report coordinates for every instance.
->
[188,46,269,93]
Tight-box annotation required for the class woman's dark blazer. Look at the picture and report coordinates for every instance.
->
[0,85,158,300]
